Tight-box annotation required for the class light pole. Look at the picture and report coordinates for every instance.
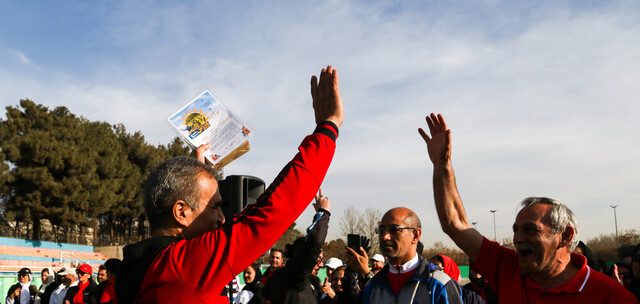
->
[610,205,619,237]
[490,210,497,241]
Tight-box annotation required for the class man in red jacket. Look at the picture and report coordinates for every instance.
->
[116,65,343,304]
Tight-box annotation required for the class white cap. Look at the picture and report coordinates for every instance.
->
[371,254,385,263]
[324,257,343,269]
[56,268,69,275]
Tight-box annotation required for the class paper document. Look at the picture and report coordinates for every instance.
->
[167,90,253,170]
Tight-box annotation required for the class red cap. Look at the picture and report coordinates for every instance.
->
[78,264,92,274]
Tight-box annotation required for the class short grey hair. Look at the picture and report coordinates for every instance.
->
[520,197,579,251]
[144,156,217,231]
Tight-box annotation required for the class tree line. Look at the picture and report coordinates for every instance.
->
[0,100,190,244]
[2,100,635,265]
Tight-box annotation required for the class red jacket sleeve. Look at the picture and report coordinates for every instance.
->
[160,122,338,302]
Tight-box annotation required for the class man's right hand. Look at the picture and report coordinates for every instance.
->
[346,246,371,276]
[322,277,336,299]
[310,65,343,127]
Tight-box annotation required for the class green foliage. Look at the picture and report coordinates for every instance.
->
[0,100,191,242]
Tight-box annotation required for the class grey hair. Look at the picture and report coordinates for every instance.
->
[520,197,579,251]
[144,156,217,231]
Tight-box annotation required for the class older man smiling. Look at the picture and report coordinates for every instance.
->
[419,113,638,303]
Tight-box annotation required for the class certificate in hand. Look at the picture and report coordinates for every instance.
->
[167,90,253,170]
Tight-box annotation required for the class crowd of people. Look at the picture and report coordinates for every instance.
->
[5,258,121,304]
[6,65,640,303]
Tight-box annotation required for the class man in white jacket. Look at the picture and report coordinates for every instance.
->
[49,269,76,304]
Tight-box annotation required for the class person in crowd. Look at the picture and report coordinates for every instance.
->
[631,250,640,300]
[221,278,240,302]
[312,251,325,277]
[29,285,39,304]
[13,267,33,304]
[324,258,343,279]
[260,249,284,285]
[359,207,463,303]
[6,284,21,304]
[320,266,348,304]
[96,266,107,284]
[309,250,325,300]
[96,258,120,304]
[35,268,53,304]
[50,270,76,304]
[463,269,497,304]
[236,262,265,304]
[41,268,65,304]
[38,269,52,295]
[610,262,635,290]
[574,241,596,269]
[263,190,332,303]
[369,254,385,275]
[595,258,609,273]
[430,254,462,283]
[115,65,343,303]
[63,264,97,304]
[419,112,639,303]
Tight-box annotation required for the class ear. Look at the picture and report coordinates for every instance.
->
[559,226,575,248]
[413,228,422,243]
[172,200,192,227]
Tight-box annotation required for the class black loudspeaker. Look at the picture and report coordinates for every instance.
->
[218,175,265,221]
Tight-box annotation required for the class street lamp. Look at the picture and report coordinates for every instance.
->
[471,221,477,229]
[490,210,497,241]
[610,205,619,237]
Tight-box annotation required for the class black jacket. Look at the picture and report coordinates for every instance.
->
[63,280,98,304]
[115,236,179,304]
[263,210,330,303]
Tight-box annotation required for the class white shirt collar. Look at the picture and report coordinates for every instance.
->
[388,254,420,274]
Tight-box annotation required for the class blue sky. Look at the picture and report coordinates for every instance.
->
[1,0,639,247]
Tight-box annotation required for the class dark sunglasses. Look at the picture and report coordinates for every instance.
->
[76,271,88,276]
[375,225,417,235]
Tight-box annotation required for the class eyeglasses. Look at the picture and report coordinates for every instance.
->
[375,225,417,235]
[76,271,88,276]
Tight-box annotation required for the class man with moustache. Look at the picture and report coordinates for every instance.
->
[116,65,343,304]
[419,112,638,303]
[361,207,463,303]
[260,249,284,285]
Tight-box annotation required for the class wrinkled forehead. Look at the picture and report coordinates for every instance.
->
[515,203,552,226]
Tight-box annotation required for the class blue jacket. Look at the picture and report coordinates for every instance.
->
[362,257,463,304]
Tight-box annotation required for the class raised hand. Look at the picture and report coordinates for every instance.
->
[346,246,371,275]
[418,113,451,166]
[313,188,331,212]
[310,66,343,127]
[322,277,336,298]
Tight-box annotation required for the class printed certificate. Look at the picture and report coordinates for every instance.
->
[167,90,252,170]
